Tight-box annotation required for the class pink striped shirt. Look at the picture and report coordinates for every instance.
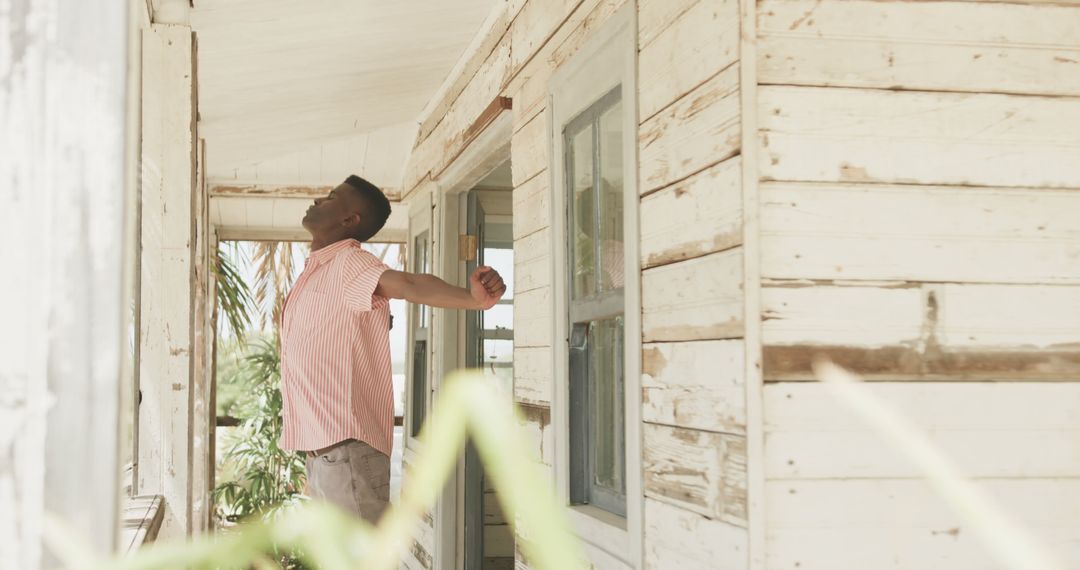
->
[279,239,394,457]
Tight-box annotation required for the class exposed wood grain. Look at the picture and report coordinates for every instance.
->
[759,86,1080,188]
[765,382,1080,479]
[760,182,1080,283]
[766,479,1080,570]
[642,340,746,434]
[638,0,739,121]
[644,423,747,525]
[640,156,742,268]
[639,63,741,194]
[209,184,333,198]
[517,404,555,466]
[644,498,749,570]
[509,0,627,133]
[642,248,744,342]
[758,0,1080,97]
[509,0,584,76]
[637,0,699,49]
[761,279,1080,379]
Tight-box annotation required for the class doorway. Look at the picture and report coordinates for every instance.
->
[460,162,515,570]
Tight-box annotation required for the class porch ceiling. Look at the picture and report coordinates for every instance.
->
[191,0,497,189]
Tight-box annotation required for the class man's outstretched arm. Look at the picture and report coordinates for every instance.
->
[375,266,506,310]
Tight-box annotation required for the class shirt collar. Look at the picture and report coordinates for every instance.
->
[308,238,359,265]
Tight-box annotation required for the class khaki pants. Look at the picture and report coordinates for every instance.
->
[305,439,390,524]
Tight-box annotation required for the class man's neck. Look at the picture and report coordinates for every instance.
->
[310,234,353,252]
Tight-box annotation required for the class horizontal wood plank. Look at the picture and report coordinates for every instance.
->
[513,227,551,294]
[765,382,1080,478]
[640,156,742,268]
[766,479,1080,570]
[644,423,748,525]
[638,0,739,121]
[511,110,548,186]
[642,339,746,434]
[513,286,551,348]
[758,0,1080,97]
[761,182,1080,283]
[642,248,744,342]
[637,0,699,50]
[644,497,749,570]
[762,281,1080,380]
[639,63,741,194]
[514,346,552,406]
[759,86,1080,188]
[511,170,550,240]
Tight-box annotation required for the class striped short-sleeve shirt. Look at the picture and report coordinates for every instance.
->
[279,238,394,457]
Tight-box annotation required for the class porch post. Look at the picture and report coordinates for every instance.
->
[0,0,130,566]
[137,23,201,539]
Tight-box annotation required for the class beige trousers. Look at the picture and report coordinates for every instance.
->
[305,439,390,524]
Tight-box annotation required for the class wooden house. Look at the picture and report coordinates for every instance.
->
[4,0,1079,568]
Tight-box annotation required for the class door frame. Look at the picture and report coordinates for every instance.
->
[429,105,514,570]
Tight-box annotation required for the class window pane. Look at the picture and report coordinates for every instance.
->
[481,338,514,396]
[568,124,596,300]
[483,303,513,332]
[484,247,514,300]
[410,339,427,436]
[597,100,624,292]
[588,316,625,496]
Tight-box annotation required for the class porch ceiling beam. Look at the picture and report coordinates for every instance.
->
[209,184,402,201]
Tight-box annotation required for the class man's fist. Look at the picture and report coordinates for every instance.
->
[469,266,507,310]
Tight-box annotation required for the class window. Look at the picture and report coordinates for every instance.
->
[565,87,627,517]
[410,230,431,437]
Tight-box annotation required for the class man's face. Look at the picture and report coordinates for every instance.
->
[302,183,362,236]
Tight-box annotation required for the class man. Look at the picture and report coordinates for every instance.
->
[280,175,506,523]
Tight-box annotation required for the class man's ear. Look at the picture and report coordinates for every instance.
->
[342,212,363,228]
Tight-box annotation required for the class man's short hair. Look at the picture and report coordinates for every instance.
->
[343,175,391,242]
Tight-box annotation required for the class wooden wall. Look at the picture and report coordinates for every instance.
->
[756,0,1080,568]
[398,0,756,567]
[637,0,750,567]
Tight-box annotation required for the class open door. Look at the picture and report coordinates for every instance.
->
[462,183,515,569]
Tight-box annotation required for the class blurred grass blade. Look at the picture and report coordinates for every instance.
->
[813,358,1064,570]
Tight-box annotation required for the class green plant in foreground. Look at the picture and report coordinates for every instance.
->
[213,338,306,525]
[96,371,585,570]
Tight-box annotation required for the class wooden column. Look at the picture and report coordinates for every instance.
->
[0,0,130,566]
[137,23,199,539]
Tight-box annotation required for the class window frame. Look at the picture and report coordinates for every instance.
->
[547,3,642,566]
[405,191,434,446]
[564,86,628,517]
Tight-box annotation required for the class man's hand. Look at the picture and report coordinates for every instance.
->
[470,266,506,310]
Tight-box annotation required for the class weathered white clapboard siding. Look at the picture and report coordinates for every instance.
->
[517,404,555,467]
[637,0,698,50]
[766,480,1080,570]
[644,498,749,570]
[513,227,551,294]
[760,183,1080,284]
[639,62,741,194]
[513,286,552,348]
[759,86,1080,188]
[644,423,748,525]
[642,340,746,435]
[514,346,553,406]
[511,172,550,241]
[761,282,1080,380]
[638,0,739,121]
[765,382,1080,479]
[758,0,1080,97]
[511,110,548,186]
[509,0,581,76]
[640,157,742,268]
[642,248,744,342]
[509,0,629,133]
